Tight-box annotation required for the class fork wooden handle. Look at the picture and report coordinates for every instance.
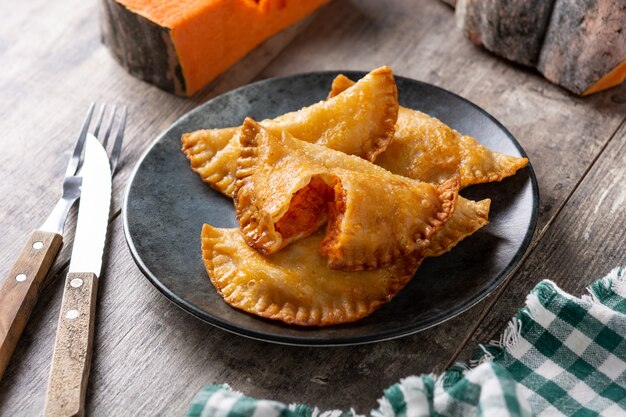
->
[0,230,62,380]
[44,272,98,417]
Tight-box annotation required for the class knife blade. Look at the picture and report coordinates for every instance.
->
[0,105,96,382]
[68,134,112,276]
[44,134,112,417]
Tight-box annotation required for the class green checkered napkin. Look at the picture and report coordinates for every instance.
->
[187,267,626,417]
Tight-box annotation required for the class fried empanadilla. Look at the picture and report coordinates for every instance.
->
[235,118,458,271]
[422,197,490,258]
[181,66,398,197]
[181,128,490,262]
[181,129,490,263]
[202,225,423,326]
[329,75,528,188]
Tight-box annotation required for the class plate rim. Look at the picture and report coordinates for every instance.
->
[122,70,539,346]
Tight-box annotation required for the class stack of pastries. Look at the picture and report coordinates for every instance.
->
[181,67,528,327]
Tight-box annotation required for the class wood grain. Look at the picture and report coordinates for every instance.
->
[0,230,62,380]
[44,273,98,417]
[453,120,626,362]
[0,0,624,415]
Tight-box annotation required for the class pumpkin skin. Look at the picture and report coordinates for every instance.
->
[537,0,626,96]
[100,0,330,96]
[453,0,626,96]
[455,0,554,67]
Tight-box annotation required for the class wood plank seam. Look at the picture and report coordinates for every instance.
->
[3,0,626,413]
[444,115,626,369]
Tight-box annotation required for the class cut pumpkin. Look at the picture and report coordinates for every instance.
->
[538,0,626,96]
[453,0,626,95]
[455,0,555,67]
[101,0,330,95]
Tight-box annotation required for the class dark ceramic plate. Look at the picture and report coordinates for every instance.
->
[123,71,538,346]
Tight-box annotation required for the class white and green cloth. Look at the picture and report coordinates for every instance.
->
[187,267,626,417]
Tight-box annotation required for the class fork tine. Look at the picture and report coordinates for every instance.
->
[92,104,106,138]
[65,103,95,177]
[101,105,117,148]
[109,106,126,175]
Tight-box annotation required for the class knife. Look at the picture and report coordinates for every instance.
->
[0,105,95,382]
[43,134,112,417]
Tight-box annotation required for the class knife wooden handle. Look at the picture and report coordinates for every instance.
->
[0,230,62,380]
[44,272,98,417]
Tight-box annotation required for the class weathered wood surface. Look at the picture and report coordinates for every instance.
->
[0,0,624,415]
[454,121,626,363]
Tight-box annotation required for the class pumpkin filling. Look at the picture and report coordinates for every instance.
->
[320,182,347,258]
[275,177,335,240]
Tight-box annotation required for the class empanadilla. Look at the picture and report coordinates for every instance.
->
[180,129,490,262]
[422,197,490,258]
[202,225,423,326]
[329,75,528,188]
[235,118,459,271]
[181,66,398,197]
[181,128,490,261]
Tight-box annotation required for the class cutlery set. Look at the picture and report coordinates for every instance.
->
[0,104,126,417]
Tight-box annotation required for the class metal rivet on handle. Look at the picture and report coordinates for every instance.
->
[16,274,27,282]
[32,241,44,250]
[70,278,83,288]
[66,310,79,319]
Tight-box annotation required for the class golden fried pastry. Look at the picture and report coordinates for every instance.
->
[329,75,528,188]
[235,118,458,271]
[422,197,490,258]
[182,127,241,197]
[202,225,423,326]
[182,66,398,197]
[182,129,490,261]
[182,131,490,262]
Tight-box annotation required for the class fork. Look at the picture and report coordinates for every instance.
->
[0,103,126,381]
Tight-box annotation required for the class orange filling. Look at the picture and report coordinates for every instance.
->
[275,177,334,239]
[320,182,347,257]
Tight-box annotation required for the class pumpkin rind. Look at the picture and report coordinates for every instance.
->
[455,0,556,67]
[100,0,186,95]
[537,0,626,95]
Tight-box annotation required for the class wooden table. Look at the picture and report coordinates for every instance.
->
[1,0,624,415]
